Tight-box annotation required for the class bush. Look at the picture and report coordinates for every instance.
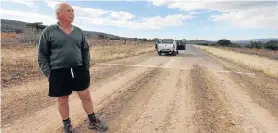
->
[197,43,209,46]
[245,41,263,49]
[264,40,278,51]
[229,43,242,48]
[217,39,232,46]
[210,43,219,46]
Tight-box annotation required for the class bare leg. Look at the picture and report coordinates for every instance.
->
[77,88,108,131]
[77,88,94,114]
[58,96,70,120]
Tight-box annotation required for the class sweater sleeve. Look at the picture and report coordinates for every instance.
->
[38,28,51,77]
[81,31,91,70]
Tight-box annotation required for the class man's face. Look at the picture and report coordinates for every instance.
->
[58,4,74,23]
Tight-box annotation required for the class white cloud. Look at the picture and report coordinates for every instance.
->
[189,12,198,15]
[150,1,276,12]
[139,14,193,29]
[151,0,170,6]
[109,11,135,20]
[150,1,278,29]
[43,0,193,30]
[9,0,35,8]
[44,0,59,9]
[0,9,56,25]
[73,6,108,18]
[45,1,108,18]
[1,1,193,31]
[0,8,89,30]
[79,14,192,30]
[211,6,278,29]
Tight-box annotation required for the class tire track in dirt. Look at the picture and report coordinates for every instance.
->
[73,66,179,133]
[1,53,155,126]
[227,70,278,118]
[212,72,278,133]
[105,52,156,65]
[92,53,155,85]
[207,52,278,119]
[190,64,241,133]
[117,68,180,133]
[1,65,131,126]
[86,55,195,133]
[162,70,195,133]
[102,69,165,133]
[189,47,278,132]
[52,61,168,133]
[110,69,171,133]
[2,54,166,133]
[77,68,165,133]
[2,67,158,133]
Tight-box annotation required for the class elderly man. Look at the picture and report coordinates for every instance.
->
[38,2,108,133]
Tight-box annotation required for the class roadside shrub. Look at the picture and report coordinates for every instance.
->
[245,41,263,49]
[217,39,232,46]
[229,43,242,48]
[264,40,278,51]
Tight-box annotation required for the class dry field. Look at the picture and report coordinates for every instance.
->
[197,45,278,78]
[220,47,278,61]
[1,41,155,88]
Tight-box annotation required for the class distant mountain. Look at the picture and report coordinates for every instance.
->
[1,19,28,32]
[1,19,120,39]
[251,38,278,43]
[232,38,278,46]
[186,40,216,44]
[231,40,250,46]
[82,30,120,39]
[186,38,278,46]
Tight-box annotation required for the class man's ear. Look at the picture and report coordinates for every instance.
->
[56,12,60,17]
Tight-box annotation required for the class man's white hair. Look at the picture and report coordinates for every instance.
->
[55,3,62,19]
[55,2,69,19]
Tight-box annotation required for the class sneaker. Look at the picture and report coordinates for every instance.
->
[88,117,108,132]
[63,123,73,133]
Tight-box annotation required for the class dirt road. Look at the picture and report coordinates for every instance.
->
[2,45,278,133]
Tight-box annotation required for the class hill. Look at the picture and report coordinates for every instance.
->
[1,19,120,39]
[186,40,216,44]
[1,19,28,32]
[232,38,278,45]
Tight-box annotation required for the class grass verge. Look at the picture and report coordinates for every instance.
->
[218,46,278,61]
[91,44,155,64]
[196,45,278,78]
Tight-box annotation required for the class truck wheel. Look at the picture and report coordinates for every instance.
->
[158,52,161,56]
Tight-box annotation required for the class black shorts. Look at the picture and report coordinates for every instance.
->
[48,66,90,97]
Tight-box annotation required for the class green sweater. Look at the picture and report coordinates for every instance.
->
[38,23,90,77]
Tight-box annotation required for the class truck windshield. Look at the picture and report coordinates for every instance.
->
[161,39,173,44]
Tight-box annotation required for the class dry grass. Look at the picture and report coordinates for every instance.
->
[219,47,278,61]
[91,44,155,64]
[1,43,155,87]
[1,45,40,87]
[196,45,278,78]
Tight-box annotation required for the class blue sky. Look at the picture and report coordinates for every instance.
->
[1,0,278,40]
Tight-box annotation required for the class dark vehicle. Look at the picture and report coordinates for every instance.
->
[176,39,186,50]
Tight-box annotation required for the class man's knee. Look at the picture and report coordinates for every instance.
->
[58,96,69,106]
[79,90,92,102]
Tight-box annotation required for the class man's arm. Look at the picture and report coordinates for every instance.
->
[38,29,51,77]
[81,31,91,70]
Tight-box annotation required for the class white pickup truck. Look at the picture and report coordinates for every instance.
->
[156,39,178,56]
